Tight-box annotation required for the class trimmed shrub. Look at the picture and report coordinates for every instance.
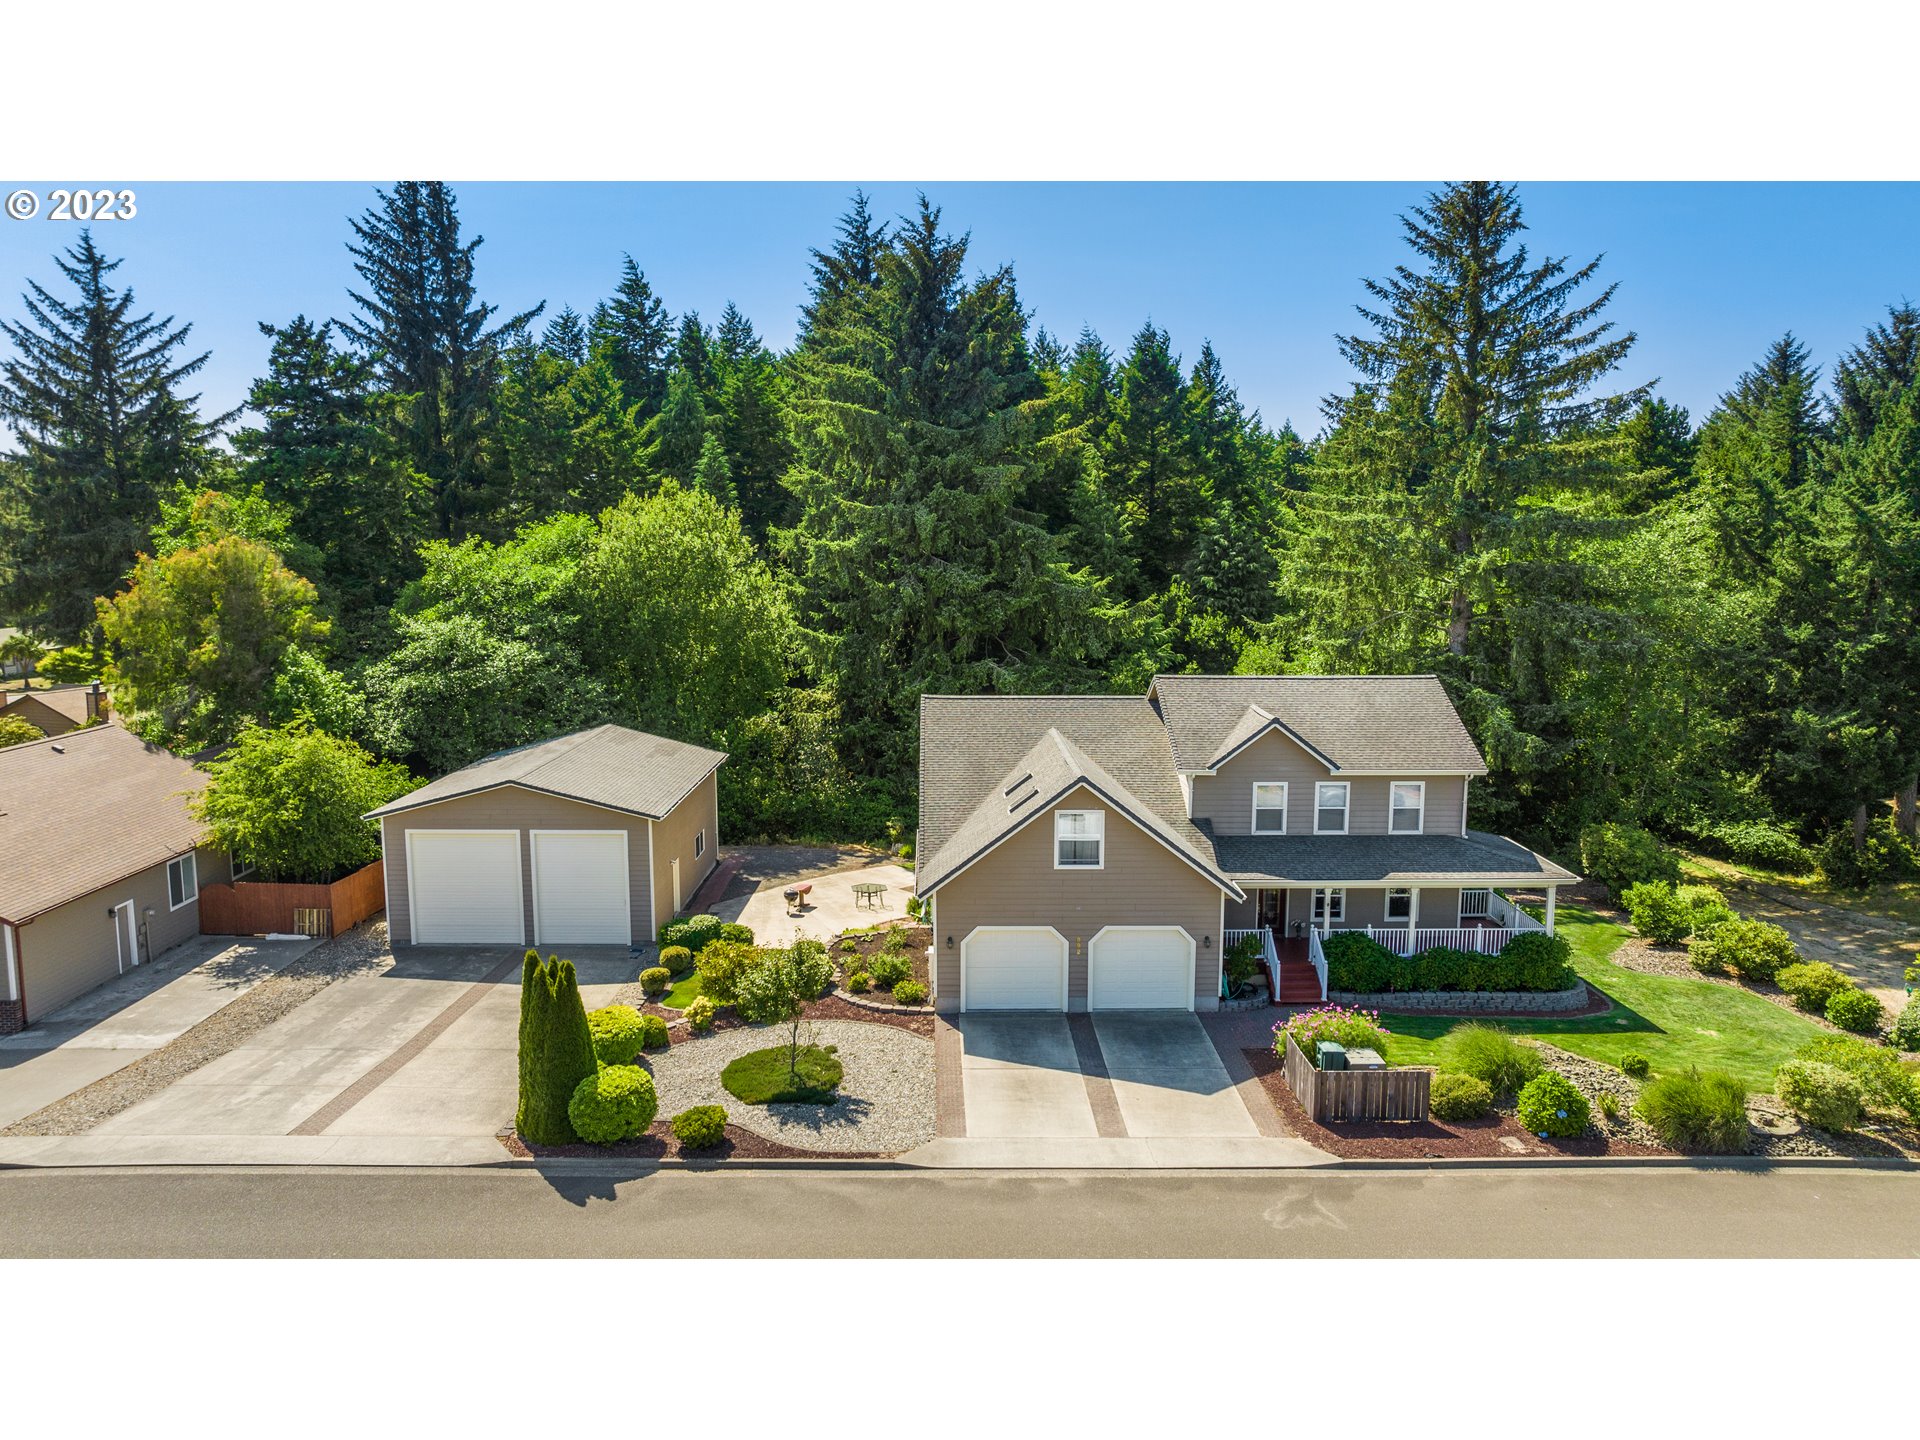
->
[1825,987,1883,1034]
[657,912,723,954]
[636,1013,670,1050]
[1429,1071,1493,1122]
[659,945,694,976]
[869,951,912,988]
[1517,1073,1590,1137]
[1623,882,1691,943]
[686,995,717,1034]
[1890,993,1920,1053]
[1497,931,1578,991]
[1581,822,1680,899]
[893,980,929,1006]
[1796,1034,1920,1120]
[1323,931,1399,993]
[1774,1059,1864,1131]
[718,922,754,945]
[639,966,672,998]
[1620,1053,1652,1080]
[847,971,873,994]
[671,1104,729,1149]
[517,952,600,1145]
[1689,918,1796,981]
[586,1004,649,1065]
[1776,961,1853,1013]
[1636,1067,1749,1153]
[568,1065,659,1144]
[1436,1023,1543,1095]
[1675,884,1735,933]
[1275,1005,1391,1065]
[695,939,760,1003]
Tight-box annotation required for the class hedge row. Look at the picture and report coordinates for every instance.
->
[1323,929,1577,995]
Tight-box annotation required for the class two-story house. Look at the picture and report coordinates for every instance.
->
[915,675,1578,1013]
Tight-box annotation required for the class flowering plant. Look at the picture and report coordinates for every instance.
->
[1274,1004,1390,1066]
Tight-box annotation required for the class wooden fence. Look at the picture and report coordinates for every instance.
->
[1281,1032,1431,1123]
[199,860,384,940]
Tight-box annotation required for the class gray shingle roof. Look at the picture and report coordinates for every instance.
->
[917,695,1239,897]
[0,726,208,922]
[1149,675,1486,775]
[1208,830,1577,886]
[365,724,726,822]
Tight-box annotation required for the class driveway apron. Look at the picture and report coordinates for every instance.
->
[956,1015,1099,1138]
[1089,1012,1261,1138]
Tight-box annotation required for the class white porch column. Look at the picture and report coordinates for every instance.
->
[1410,886,1421,932]
[2,923,17,1003]
[1545,885,1557,936]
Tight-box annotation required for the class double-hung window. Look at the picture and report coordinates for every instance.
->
[167,853,199,910]
[1055,810,1105,869]
[1385,887,1414,923]
[1251,781,1287,834]
[1390,781,1425,834]
[694,829,707,860]
[1315,781,1350,835]
[1311,888,1346,925]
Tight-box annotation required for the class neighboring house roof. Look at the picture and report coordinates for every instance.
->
[3,686,97,733]
[916,695,1242,899]
[0,725,209,923]
[1207,830,1579,887]
[365,723,727,823]
[1148,674,1487,775]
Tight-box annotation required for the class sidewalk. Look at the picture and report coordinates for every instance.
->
[898,1136,1330,1168]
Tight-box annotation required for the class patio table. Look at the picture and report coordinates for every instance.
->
[852,881,887,910]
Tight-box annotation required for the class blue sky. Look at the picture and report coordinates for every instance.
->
[2,181,1916,436]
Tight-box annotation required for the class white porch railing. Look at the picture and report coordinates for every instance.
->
[1327,924,1520,956]
[1223,928,1281,997]
[1485,891,1548,932]
[1306,927,1328,1000]
[1460,887,1493,918]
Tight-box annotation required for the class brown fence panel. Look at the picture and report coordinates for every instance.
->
[199,860,384,939]
[1281,1033,1431,1122]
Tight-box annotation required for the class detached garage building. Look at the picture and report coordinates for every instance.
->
[367,725,725,949]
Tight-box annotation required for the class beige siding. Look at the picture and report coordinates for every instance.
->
[382,787,655,948]
[930,784,1226,1013]
[3,693,80,737]
[16,846,219,1022]
[1192,732,1468,837]
[650,769,720,935]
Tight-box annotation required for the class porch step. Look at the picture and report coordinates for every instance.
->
[1274,962,1324,1004]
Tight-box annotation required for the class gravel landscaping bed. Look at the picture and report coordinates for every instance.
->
[640,1018,933,1154]
[1,920,395,1138]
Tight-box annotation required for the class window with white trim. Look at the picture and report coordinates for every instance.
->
[1054,810,1105,869]
[231,852,255,880]
[167,853,199,910]
[694,829,706,859]
[1315,781,1349,834]
[1251,781,1287,834]
[1311,888,1345,924]
[1390,781,1425,834]
[1385,887,1413,922]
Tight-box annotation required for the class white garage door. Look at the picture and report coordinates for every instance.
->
[407,831,523,944]
[1089,927,1193,1010]
[961,927,1066,1011]
[532,830,631,945]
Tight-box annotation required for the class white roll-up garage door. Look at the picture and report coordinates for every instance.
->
[532,830,631,945]
[1088,927,1194,1010]
[961,927,1067,1011]
[407,831,524,944]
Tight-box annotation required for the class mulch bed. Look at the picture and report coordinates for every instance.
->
[500,1121,880,1162]
[804,991,934,1036]
[1242,1048,1668,1160]
[833,923,931,981]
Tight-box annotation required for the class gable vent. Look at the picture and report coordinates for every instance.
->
[1002,772,1032,797]
[1007,782,1038,812]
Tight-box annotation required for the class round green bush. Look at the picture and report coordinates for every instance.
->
[718,922,754,945]
[1496,931,1578,991]
[659,945,694,975]
[568,1065,658,1144]
[1675,883,1735,933]
[1796,1034,1920,1121]
[1517,1072,1590,1138]
[1429,1071,1494,1122]
[1635,1067,1749,1153]
[1435,1023,1543,1095]
[1890,993,1920,1052]
[686,995,717,1033]
[586,1004,648,1065]
[1580,821,1680,899]
[1825,986,1883,1034]
[1774,1059,1864,1131]
[869,951,912,988]
[847,970,872,993]
[670,1104,729,1149]
[1689,918,1796,981]
[1776,961,1852,1013]
[639,966,672,998]
[636,1012,670,1050]
[1619,1053,1652,1080]
[893,979,929,1006]
[1623,882,1691,944]
[695,939,760,1003]
[1322,931,1399,992]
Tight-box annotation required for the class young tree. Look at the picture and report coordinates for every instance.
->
[190,721,416,880]
[0,232,230,639]
[732,940,835,1077]
[515,952,599,1146]
[589,256,673,420]
[338,182,542,541]
[96,536,325,749]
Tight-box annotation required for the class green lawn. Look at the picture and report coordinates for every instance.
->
[661,971,703,1009]
[720,1044,843,1104]
[1378,903,1829,1090]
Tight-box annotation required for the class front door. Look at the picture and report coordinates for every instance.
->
[1257,888,1285,932]
[112,901,139,971]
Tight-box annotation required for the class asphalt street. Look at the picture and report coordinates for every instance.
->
[3,1163,1916,1257]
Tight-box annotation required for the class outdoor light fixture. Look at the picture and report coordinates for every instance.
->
[1202,935,1212,949]
[945,935,954,949]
